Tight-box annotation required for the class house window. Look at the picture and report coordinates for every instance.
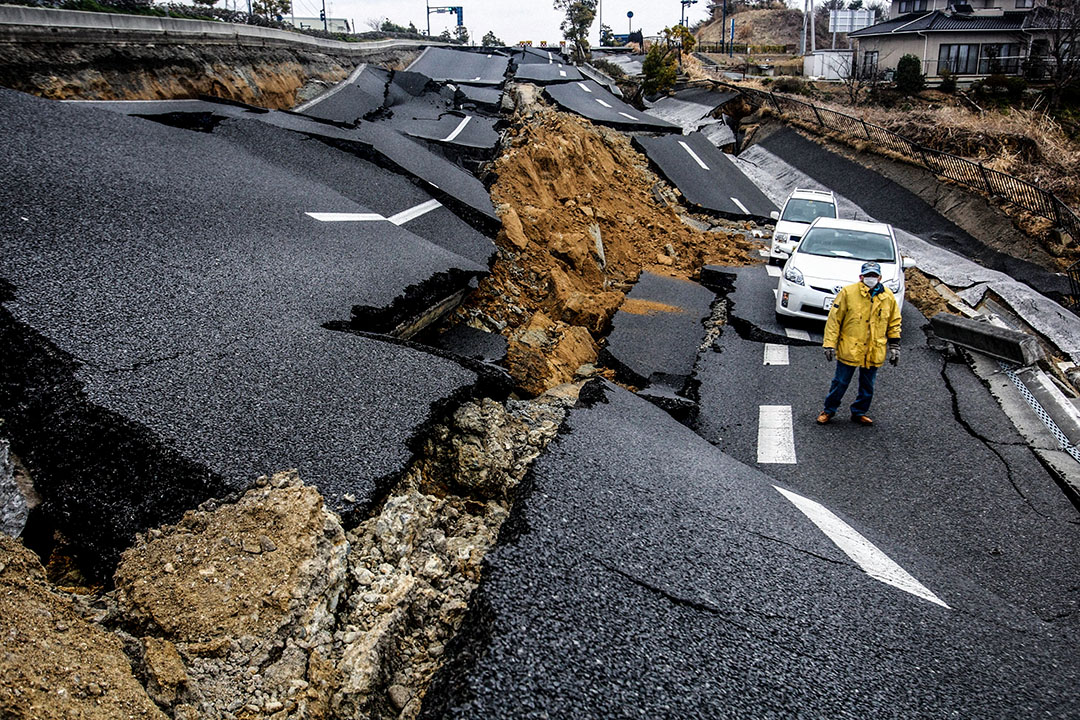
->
[898,0,928,12]
[1015,0,1033,7]
[862,50,880,78]
[938,43,980,74]
[979,43,1021,73]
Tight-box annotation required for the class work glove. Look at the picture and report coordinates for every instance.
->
[823,347,836,362]
[888,345,900,366]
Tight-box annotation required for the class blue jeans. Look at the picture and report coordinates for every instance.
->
[823,361,878,417]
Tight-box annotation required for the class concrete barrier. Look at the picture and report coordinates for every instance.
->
[930,312,1044,366]
[0,5,436,54]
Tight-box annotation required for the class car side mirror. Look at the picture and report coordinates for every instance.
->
[902,256,916,269]
[770,210,780,221]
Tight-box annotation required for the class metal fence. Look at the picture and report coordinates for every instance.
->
[728,83,1080,252]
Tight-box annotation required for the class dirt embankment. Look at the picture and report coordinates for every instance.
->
[0,42,417,108]
[456,89,758,394]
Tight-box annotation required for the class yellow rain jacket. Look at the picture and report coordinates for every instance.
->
[823,281,902,368]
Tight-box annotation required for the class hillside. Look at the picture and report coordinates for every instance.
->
[695,8,840,52]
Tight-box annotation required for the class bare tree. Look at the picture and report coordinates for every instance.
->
[365,17,386,31]
[1038,0,1080,108]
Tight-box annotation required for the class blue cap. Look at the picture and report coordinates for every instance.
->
[860,261,882,276]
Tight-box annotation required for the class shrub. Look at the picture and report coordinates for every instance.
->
[642,44,677,95]
[938,68,956,93]
[773,76,804,94]
[895,53,925,94]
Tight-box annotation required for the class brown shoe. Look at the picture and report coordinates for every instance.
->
[850,415,874,426]
[816,411,834,425]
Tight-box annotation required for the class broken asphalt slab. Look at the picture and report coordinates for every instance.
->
[293,63,390,124]
[544,80,679,132]
[0,90,492,575]
[643,86,738,131]
[406,46,509,86]
[633,131,776,220]
[703,264,823,345]
[422,381,1080,719]
[601,271,716,395]
[511,62,582,84]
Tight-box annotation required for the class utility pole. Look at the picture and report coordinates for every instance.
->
[721,0,727,54]
[598,0,602,46]
[321,0,327,32]
[426,0,430,36]
[801,0,808,55]
[810,0,816,53]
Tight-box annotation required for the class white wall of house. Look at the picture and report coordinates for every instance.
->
[858,29,1029,77]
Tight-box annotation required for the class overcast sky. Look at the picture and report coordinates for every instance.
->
[286,1,713,45]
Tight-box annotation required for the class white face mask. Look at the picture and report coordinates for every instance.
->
[862,276,879,288]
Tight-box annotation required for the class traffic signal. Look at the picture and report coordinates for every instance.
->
[319,9,325,20]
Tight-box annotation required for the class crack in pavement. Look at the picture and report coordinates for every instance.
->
[596,558,830,663]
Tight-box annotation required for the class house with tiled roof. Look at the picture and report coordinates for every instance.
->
[849,0,1066,81]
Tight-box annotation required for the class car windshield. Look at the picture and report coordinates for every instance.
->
[781,198,836,224]
[797,227,896,262]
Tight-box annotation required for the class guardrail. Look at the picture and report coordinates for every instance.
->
[721,82,1080,261]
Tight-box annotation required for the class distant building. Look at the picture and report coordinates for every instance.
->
[849,0,1067,81]
[291,16,351,33]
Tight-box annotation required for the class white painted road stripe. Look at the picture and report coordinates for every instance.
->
[577,82,592,92]
[595,98,613,108]
[618,112,637,120]
[764,344,789,366]
[757,405,797,464]
[678,141,710,170]
[560,70,567,76]
[774,486,951,609]
[785,327,811,341]
[306,212,384,222]
[387,199,442,225]
[442,115,472,143]
[730,196,750,214]
[766,264,781,277]
[547,52,553,63]
[758,248,771,258]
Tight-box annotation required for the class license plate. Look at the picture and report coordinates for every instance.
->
[823,296,834,310]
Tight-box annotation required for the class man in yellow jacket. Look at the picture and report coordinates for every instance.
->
[816,261,902,426]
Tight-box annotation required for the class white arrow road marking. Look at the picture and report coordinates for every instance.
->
[577,82,592,92]
[595,98,613,108]
[386,199,443,225]
[764,344,789,366]
[442,115,472,142]
[766,264,781,277]
[678,140,710,170]
[618,112,638,120]
[306,199,442,227]
[757,405,796,464]
[785,327,811,341]
[774,486,951,609]
[730,196,750,214]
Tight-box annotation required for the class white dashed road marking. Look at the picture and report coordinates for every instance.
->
[678,141,710,170]
[618,112,637,120]
[577,82,592,92]
[757,405,796,464]
[785,327,811,341]
[442,116,472,143]
[730,196,750,214]
[764,344,789,366]
[560,70,567,77]
[307,199,442,227]
[766,265,781,277]
[595,99,613,108]
[774,486,951,608]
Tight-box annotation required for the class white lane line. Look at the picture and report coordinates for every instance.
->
[442,115,472,142]
[774,486,951,609]
[617,111,637,120]
[577,82,592,92]
[595,98,613,108]
[293,63,368,111]
[472,75,482,81]
[560,70,567,77]
[758,248,771,258]
[766,264,781,277]
[678,140,710,170]
[764,344,789,366]
[387,199,442,225]
[306,212,385,222]
[547,51,553,63]
[757,405,797,464]
[785,327,811,341]
[730,196,751,214]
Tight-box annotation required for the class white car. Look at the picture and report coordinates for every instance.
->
[774,217,915,322]
[768,188,838,265]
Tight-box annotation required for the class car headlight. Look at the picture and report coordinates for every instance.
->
[783,266,804,286]
[773,232,789,244]
[886,278,901,292]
